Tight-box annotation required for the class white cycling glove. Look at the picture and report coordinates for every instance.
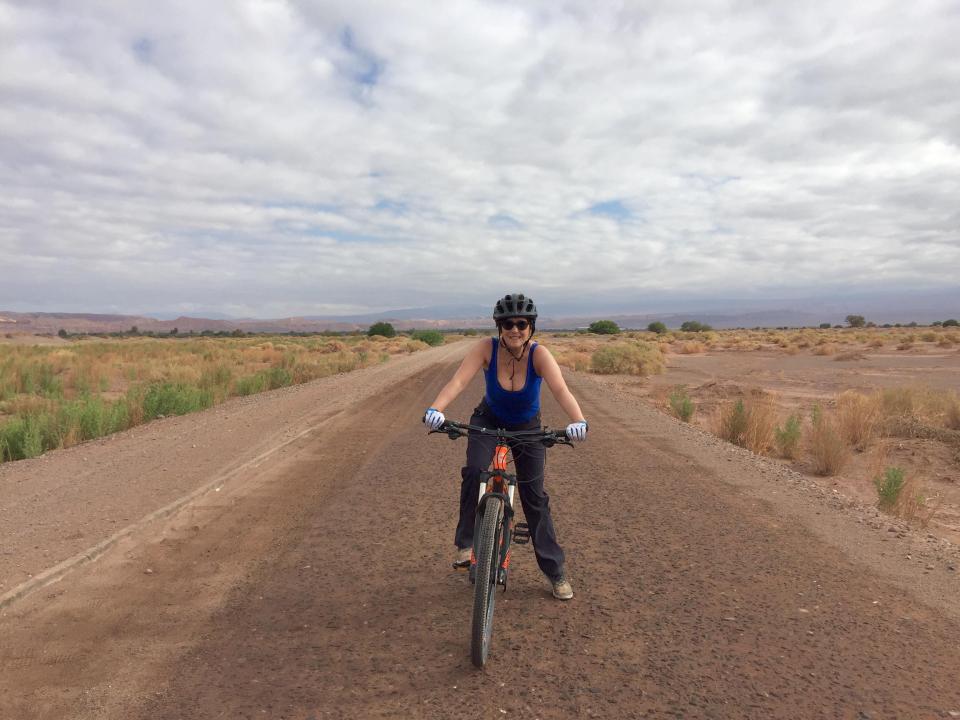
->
[423,407,445,431]
[565,420,588,442]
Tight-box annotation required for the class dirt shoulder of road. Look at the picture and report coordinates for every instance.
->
[579,370,960,620]
[0,341,469,599]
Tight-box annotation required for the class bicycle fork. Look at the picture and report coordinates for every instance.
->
[471,444,520,590]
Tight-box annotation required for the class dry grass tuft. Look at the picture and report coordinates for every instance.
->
[674,340,705,354]
[833,350,865,362]
[807,405,849,476]
[836,390,881,451]
[590,341,664,376]
[716,392,777,454]
[812,343,837,356]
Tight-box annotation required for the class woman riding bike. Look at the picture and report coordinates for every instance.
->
[422,293,588,600]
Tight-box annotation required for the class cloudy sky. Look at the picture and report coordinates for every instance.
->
[2,0,958,318]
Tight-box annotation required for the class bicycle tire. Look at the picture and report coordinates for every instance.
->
[470,498,503,667]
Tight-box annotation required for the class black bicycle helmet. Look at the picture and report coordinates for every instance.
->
[493,292,538,321]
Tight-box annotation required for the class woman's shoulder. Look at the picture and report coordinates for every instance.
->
[472,336,495,362]
[531,341,554,369]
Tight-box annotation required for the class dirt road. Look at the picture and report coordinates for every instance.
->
[2,342,959,719]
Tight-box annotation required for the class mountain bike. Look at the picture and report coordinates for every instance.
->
[432,420,572,667]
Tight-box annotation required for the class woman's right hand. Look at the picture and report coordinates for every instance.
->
[423,408,445,430]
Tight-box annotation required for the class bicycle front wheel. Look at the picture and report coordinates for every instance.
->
[471,498,503,667]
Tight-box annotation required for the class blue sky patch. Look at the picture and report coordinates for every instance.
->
[488,213,523,229]
[339,26,383,87]
[586,200,631,220]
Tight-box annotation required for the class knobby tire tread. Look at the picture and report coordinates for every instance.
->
[471,499,503,667]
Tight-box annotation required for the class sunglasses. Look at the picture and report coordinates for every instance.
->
[500,319,530,331]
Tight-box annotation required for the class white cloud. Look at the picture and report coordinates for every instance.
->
[1,0,958,316]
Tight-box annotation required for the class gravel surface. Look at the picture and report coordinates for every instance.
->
[1,342,959,719]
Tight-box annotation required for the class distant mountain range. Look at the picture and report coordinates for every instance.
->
[2,300,958,335]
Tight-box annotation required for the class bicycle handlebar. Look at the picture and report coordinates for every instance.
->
[431,420,573,448]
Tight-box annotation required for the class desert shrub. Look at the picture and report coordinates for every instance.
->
[819,322,832,329]
[588,320,621,335]
[463,328,478,336]
[675,340,705,354]
[647,321,668,334]
[867,337,884,348]
[680,320,712,332]
[943,319,959,327]
[142,383,213,419]
[590,341,663,376]
[775,414,802,459]
[881,387,917,419]
[807,405,849,476]
[812,343,837,356]
[718,400,748,446]
[0,415,45,461]
[846,315,866,328]
[410,329,444,346]
[669,387,695,422]
[921,332,937,342]
[717,395,776,454]
[833,350,865,361]
[836,390,880,451]
[367,322,396,338]
[875,466,905,509]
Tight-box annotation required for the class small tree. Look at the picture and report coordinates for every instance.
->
[368,321,396,338]
[943,319,959,327]
[647,321,668,334]
[57,328,68,338]
[588,320,620,335]
[845,315,866,328]
[680,320,712,332]
[410,329,443,346]
[819,322,831,329]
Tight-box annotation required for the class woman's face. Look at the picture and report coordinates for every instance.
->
[500,317,531,350]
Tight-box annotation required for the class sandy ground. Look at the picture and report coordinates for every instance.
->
[641,345,960,543]
[1,340,959,719]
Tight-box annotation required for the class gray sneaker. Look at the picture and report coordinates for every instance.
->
[453,547,472,569]
[551,577,574,600]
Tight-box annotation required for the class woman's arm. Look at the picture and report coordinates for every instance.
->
[534,345,586,422]
[427,339,489,412]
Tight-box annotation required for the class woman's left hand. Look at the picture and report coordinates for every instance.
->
[565,421,588,442]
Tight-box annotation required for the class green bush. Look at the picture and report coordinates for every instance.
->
[0,415,45,461]
[142,383,214,419]
[875,466,905,508]
[588,320,621,335]
[819,322,832,329]
[463,328,478,336]
[668,387,695,422]
[680,320,712,332]
[846,315,866,328]
[943,319,959,327]
[775,414,802,459]
[647,321,667,334]
[410,329,444,346]
[367,321,396,338]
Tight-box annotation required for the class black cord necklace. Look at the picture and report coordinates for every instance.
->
[501,334,529,390]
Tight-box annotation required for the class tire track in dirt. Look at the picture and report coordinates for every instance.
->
[2,357,959,719]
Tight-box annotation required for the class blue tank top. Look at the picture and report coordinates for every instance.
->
[484,338,542,424]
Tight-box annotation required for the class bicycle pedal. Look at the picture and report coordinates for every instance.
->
[512,522,531,545]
